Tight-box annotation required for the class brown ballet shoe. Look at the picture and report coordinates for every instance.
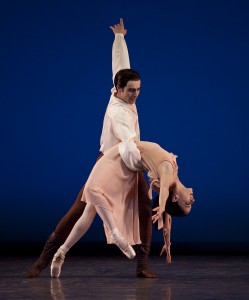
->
[136,267,158,278]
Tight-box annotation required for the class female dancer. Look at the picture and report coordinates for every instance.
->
[50,141,194,277]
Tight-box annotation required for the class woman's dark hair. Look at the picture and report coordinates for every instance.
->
[114,68,140,90]
[152,192,187,229]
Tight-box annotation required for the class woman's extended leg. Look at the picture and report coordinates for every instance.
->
[50,202,96,278]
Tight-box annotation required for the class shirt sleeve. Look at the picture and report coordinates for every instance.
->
[111,33,131,92]
[111,109,142,171]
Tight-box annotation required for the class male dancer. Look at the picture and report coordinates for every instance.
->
[28,18,156,278]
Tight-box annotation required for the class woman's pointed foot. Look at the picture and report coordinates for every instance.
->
[110,228,136,259]
[50,251,65,278]
[119,243,136,259]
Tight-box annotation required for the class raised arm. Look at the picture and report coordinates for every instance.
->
[110,18,130,86]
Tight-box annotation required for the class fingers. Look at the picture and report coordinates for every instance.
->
[110,18,127,35]
[152,206,161,214]
[152,206,160,223]
[152,215,159,223]
[166,256,172,264]
[112,18,124,30]
[160,246,166,256]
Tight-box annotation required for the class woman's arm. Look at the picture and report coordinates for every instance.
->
[160,213,172,263]
[152,161,172,223]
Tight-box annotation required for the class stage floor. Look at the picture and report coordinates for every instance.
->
[0,255,249,299]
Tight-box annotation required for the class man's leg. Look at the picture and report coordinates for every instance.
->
[27,153,104,278]
[27,185,86,277]
[136,172,157,278]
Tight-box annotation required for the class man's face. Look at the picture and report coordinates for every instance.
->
[117,80,141,104]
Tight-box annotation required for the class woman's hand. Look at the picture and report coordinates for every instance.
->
[160,244,172,263]
[160,224,172,263]
[152,206,165,223]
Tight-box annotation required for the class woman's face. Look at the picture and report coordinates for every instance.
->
[174,187,194,215]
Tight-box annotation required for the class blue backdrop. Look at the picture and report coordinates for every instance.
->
[1,0,249,245]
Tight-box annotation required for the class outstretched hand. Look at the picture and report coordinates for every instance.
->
[152,206,165,224]
[110,18,127,36]
[160,216,172,264]
[160,244,172,263]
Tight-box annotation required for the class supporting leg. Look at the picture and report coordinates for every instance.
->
[136,172,157,278]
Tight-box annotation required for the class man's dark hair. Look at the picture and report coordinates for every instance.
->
[114,68,140,90]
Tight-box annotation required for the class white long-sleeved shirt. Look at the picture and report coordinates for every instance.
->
[99,33,142,171]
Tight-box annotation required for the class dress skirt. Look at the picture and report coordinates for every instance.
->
[81,145,141,245]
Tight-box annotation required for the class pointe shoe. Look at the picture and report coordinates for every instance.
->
[50,251,65,278]
[119,243,136,259]
[27,231,64,278]
[111,232,136,259]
